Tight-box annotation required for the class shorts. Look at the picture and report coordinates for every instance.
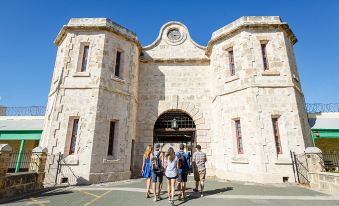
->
[166,176,177,180]
[194,169,206,182]
[151,171,163,183]
[177,169,188,182]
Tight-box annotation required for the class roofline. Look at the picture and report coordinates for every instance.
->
[143,21,206,51]
[206,16,297,56]
[54,18,142,52]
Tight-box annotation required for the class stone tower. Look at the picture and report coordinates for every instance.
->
[41,18,140,184]
[42,16,312,184]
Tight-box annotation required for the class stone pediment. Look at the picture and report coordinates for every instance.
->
[141,21,209,63]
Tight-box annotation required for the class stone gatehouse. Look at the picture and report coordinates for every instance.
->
[41,16,312,184]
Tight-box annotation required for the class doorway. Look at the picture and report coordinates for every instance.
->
[153,110,196,154]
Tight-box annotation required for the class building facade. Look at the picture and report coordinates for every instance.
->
[308,112,339,152]
[41,16,312,184]
[0,115,43,172]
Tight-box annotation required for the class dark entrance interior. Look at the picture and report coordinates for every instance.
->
[153,110,196,152]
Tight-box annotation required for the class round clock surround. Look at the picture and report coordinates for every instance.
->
[167,29,181,41]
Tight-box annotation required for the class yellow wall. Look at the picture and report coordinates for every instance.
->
[315,138,339,152]
[0,140,39,152]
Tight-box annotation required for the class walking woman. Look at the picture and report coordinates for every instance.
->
[141,145,153,198]
[164,147,179,204]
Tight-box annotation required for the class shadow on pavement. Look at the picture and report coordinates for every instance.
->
[176,187,233,206]
[2,187,73,204]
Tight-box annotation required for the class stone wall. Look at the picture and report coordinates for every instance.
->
[42,17,311,184]
[0,172,44,201]
[309,172,339,194]
[0,145,47,201]
[208,18,310,183]
[42,18,140,184]
[89,30,139,182]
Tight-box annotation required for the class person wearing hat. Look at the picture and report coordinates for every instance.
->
[192,144,207,197]
[150,143,164,201]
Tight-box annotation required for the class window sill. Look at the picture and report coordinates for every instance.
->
[231,155,249,164]
[225,75,239,83]
[72,72,90,77]
[262,70,280,76]
[110,75,126,84]
[103,158,120,164]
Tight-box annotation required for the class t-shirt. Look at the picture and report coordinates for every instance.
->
[165,156,178,178]
[192,151,207,171]
[176,151,190,172]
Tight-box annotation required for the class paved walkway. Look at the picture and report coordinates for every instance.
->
[3,177,339,206]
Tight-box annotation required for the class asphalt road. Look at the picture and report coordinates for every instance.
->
[3,177,339,206]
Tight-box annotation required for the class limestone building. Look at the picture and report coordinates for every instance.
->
[41,16,312,184]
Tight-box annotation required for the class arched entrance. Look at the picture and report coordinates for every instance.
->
[153,110,196,153]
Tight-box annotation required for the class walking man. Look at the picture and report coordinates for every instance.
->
[192,144,207,197]
[150,144,164,201]
[176,143,190,201]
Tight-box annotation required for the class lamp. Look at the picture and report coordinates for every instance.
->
[171,118,178,129]
[315,130,320,137]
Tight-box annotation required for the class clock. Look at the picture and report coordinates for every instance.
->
[167,29,181,41]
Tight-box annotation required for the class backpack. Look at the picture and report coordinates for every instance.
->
[177,151,189,172]
[151,152,162,173]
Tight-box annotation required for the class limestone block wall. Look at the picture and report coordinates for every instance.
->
[0,172,45,201]
[135,62,214,173]
[209,16,311,183]
[89,31,139,183]
[42,17,312,184]
[42,28,106,184]
[135,21,214,174]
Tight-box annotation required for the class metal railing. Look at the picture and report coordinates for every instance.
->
[306,103,339,113]
[1,103,338,116]
[7,151,40,173]
[0,106,46,116]
[322,151,339,172]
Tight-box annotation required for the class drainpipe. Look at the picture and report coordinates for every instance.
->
[15,139,25,173]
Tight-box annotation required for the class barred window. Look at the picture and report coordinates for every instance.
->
[228,49,235,76]
[261,42,269,70]
[272,118,282,154]
[235,120,243,154]
[114,51,122,77]
[80,45,89,72]
[69,118,79,155]
[107,121,116,156]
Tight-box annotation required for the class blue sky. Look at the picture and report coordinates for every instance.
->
[0,0,338,106]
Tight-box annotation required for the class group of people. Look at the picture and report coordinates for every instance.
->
[141,143,207,204]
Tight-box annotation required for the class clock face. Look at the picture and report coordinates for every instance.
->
[167,29,181,41]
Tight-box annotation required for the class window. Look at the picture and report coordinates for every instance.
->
[228,49,235,76]
[114,51,122,77]
[80,45,89,72]
[272,118,282,154]
[69,118,79,155]
[107,121,116,156]
[261,42,269,70]
[235,120,243,154]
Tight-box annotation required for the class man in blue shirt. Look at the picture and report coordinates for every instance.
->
[176,143,190,201]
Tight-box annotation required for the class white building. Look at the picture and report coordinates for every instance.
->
[41,16,312,184]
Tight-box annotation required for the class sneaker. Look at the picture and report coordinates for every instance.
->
[153,197,157,202]
[200,192,204,197]
[193,188,198,192]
